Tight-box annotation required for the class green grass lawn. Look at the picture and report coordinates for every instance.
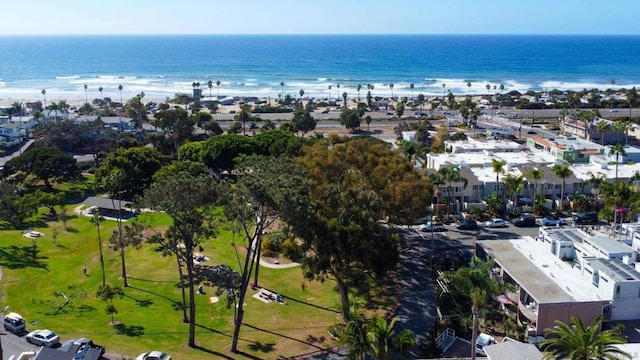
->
[0,207,343,359]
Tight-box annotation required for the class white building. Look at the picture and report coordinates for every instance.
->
[478,227,640,336]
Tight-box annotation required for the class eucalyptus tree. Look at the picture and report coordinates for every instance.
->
[552,164,574,212]
[290,108,316,137]
[142,162,222,348]
[109,222,145,288]
[293,137,431,317]
[226,155,313,353]
[541,315,630,360]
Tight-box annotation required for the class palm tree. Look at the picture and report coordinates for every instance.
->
[332,305,369,360]
[504,173,525,213]
[216,80,221,98]
[207,80,213,98]
[90,213,106,287]
[467,81,472,96]
[541,315,630,360]
[299,89,304,100]
[46,102,60,122]
[98,86,103,100]
[609,143,627,182]
[526,168,544,214]
[328,85,332,100]
[356,84,362,102]
[118,84,123,105]
[596,120,610,145]
[417,93,425,111]
[342,92,348,109]
[440,166,468,218]
[613,119,634,145]
[587,172,606,211]
[409,83,414,101]
[389,83,394,99]
[367,315,415,360]
[280,81,285,99]
[429,171,445,216]
[486,83,491,95]
[41,89,47,109]
[442,83,446,99]
[552,164,574,212]
[491,159,507,194]
[84,84,88,104]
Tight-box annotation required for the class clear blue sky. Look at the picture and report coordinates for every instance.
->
[2,0,638,35]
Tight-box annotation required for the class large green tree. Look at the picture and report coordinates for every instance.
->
[293,137,431,317]
[95,146,165,200]
[290,108,317,137]
[153,107,196,154]
[142,164,222,348]
[541,315,630,360]
[0,181,38,227]
[226,155,312,352]
[4,147,80,190]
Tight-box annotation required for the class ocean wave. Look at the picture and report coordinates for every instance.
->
[55,75,81,80]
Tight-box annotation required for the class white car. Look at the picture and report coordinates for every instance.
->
[26,329,60,347]
[420,222,446,232]
[136,351,172,360]
[485,218,507,228]
[540,216,567,226]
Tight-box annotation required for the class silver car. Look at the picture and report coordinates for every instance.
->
[26,329,60,347]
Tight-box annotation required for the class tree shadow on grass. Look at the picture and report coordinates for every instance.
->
[126,285,182,310]
[122,293,154,307]
[0,244,48,270]
[189,344,235,360]
[243,323,331,354]
[113,323,145,337]
[259,288,340,314]
[247,341,276,353]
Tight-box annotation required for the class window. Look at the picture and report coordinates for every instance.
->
[615,285,621,299]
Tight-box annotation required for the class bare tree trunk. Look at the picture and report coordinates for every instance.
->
[176,255,188,323]
[336,274,350,318]
[120,249,128,287]
[471,311,478,360]
[253,238,262,287]
[186,254,197,347]
[231,229,261,352]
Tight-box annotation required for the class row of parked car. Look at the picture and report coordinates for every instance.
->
[420,212,599,232]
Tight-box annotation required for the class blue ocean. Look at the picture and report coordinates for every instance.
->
[0,35,639,102]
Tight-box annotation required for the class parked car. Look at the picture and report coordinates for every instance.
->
[26,329,60,347]
[136,351,172,360]
[527,130,537,134]
[573,211,599,225]
[610,109,620,113]
[3,312,25,334]
[540,216,567,226]
[475,333,496,356]
[457,248,474,263]
[485,218,507,228]
[420,222,447,232]
[456,219,478,230]
[511,214,536,227]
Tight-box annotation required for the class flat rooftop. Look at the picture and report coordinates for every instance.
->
[479,236,612,303]
[446,138,524,153]
[541,227,633,257]
[427,150,559,171]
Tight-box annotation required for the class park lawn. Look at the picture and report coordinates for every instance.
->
[0,207,344,359]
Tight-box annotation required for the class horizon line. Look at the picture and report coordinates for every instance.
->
[0,33,639,37]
